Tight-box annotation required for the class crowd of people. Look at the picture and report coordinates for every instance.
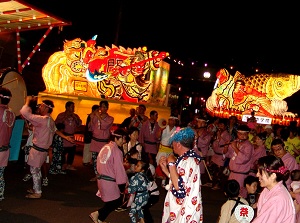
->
[1,85,300,222]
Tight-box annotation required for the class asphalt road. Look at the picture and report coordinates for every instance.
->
[0,146,226,223]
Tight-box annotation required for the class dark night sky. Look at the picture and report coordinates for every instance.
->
[21,1,300,74]
[2,1,300,113]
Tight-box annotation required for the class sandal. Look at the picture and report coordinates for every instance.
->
[89,211,100,223]
[25,193,41,199]
[27,189,34,194]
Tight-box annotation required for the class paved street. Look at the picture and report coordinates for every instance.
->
[0,147,226,223]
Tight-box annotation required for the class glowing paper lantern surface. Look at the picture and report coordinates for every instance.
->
[206,68,300,119]
[42,36,169,103]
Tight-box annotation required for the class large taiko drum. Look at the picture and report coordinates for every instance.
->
[0,67,27,116]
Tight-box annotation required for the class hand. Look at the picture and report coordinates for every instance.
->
[66,136,75,143]
[159,156,168,173]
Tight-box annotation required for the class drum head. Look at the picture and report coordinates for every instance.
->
[0,68,27,116]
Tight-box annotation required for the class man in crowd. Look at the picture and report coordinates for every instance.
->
[0,87,15,201]
[159,127,203,222]
[223,124,254,198]
[55,101,82,171]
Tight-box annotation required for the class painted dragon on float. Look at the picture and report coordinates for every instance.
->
[206,68,300,117]
[42,35,168,102]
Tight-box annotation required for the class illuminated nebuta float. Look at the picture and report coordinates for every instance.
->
[206,68,300,126]
[40,35,171,124]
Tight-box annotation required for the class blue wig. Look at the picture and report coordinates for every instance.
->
[169,127,195,148]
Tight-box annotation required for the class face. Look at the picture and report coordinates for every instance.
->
[138,106,145,115]
[130,109,136,116]
[254,136,264,146]
[67,104,75,113]
[217,123,225,131]
[100,104,108,114]
[172,141,180,155]
[129,130,139,141]
[152,112,158,121]
[257,169,275,190]
[237,131,248,140]
[134,161,143,173]
[246,182,258,194]
[168,118,175,127]
[197,120,206,128]
[38,103,48,115]
[115,136,125,147]
[272,144,286,158]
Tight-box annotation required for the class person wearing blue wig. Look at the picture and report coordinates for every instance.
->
[159,127,203,222]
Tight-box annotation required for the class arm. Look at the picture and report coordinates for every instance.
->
[55,130,75,143]
[159,154,179,190]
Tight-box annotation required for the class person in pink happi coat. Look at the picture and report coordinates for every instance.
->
[252,155,296,223]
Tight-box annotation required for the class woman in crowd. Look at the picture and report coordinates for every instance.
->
[252,155,296,222]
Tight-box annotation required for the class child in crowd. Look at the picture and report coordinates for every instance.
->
[124,148,139,179]
[49,123,66,175]
[218,179,249,223]
[244,175,260,211]
[290,169,300,193]
[123,127,143,159]
[143,162,160,223]
[127,160,150,223]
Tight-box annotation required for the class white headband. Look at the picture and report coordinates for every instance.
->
[0,94,11,99]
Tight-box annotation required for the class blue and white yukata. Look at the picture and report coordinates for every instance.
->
[128,172,149,223]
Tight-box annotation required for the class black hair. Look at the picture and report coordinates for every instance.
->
[126,126,139,142]
[100,100,109,108]
[42,99,54,114]
[110,128,127,141]
[257,155,290,187]
[218,118,228,125]
[224,179,240,198]
[145,162,154,182]
[150,110,157,116]
[91,104,100,111]
[271,138,285,148]
[291,169,300,181]
[237,124,250,132]
[139,104,146,110]
[280,127,290,141]
[256,132,267,141]
[244,175,259,187]
[139,159,150,173]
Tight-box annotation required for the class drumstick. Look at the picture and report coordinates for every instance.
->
[199,151,213,181]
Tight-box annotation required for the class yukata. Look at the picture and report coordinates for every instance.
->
[20,104,56,194]
[139,120,160,166]
[162,149,203,223]
[249,144,267,176]
[95,141,128,221]
[89,113,114,175]
[280,152,298,191]
[49,133,64,174]
[196,128,212,174]
[55,111,82,167]
[252,181,296,223]
[0,104,15,200]
[127,172,149,223]
[225,139,254,198]
[210,129,231,187]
